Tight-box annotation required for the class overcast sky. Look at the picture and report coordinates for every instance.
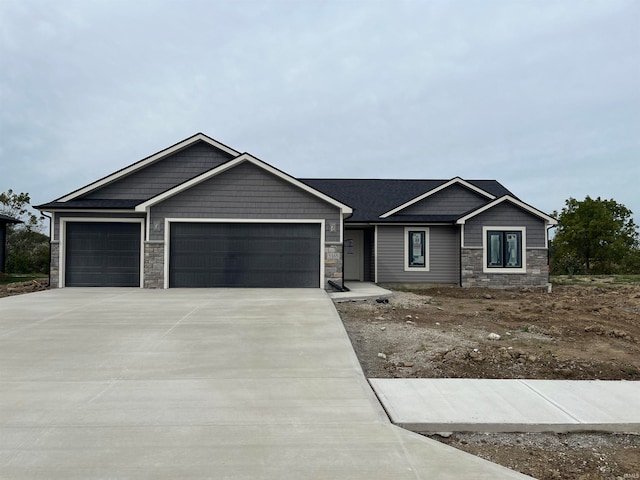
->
[1,0,638,223]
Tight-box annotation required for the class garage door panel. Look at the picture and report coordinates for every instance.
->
[170,223,320,288]
[65,222,141,287]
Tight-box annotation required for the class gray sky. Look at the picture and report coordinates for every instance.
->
[1,0,639,222]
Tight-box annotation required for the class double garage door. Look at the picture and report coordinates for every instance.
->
[64,222,320,288]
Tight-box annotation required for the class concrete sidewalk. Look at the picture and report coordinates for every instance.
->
[0,289,530,479]
[328,281,392,301]
[371,378,640,434]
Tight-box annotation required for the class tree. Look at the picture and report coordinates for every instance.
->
[551,196,639,274]
[0,190,44,231]
[0,190,49,274]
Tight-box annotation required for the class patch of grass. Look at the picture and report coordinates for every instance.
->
[0,274,48,285]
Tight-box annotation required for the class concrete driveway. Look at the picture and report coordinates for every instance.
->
[0,288,530,479]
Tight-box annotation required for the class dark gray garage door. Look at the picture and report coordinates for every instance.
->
[170,223,321,288]
[65,222,141,287]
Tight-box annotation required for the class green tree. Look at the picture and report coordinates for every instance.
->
[0,190,49,274]
[551,196,639,274]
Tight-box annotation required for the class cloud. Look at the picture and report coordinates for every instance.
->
[0,0,638,220]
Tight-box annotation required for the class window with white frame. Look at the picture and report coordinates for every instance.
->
[404,227,429,271]
[483,227,526,273]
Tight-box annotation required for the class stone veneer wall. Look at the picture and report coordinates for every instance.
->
[49,242,60,288]
[324,244,342,289]
[144,242,164,288]
[461,248,549,288]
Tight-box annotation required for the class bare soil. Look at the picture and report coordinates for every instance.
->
[0,278,49,298]
[336,284,640,480]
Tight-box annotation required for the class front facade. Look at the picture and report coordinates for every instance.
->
[38,133,556,290]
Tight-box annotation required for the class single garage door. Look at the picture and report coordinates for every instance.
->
[170,222,321,288]
[65,222,141,287]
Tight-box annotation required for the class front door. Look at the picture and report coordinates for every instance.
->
[344,230,364,281]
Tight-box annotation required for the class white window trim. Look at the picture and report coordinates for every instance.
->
[482,226,526,274]
[59,217,145,288]
[404,227,430,272]
[163,218,325,289]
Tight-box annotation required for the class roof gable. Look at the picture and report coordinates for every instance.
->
[57,133,240,202]
[300,178,512,222]
[379,177,495,218]
[456,195,557,225]
[135,154,353,215]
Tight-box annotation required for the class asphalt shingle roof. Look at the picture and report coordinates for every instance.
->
[35,199,142,210]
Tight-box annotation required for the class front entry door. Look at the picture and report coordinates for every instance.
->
[344,230,364,281]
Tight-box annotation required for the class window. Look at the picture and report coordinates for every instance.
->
[483,227,526,273]
[404,227,429,271]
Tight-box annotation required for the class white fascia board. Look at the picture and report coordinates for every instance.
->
[57,133,240,202]
[379,177,495,218]
[456,195,558,225]
[136,154,353,215]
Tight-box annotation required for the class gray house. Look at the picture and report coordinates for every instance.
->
[37,133,557,290]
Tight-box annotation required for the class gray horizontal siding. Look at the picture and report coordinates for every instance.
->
[463,203,547,247]
[377,225,459,284]
[83,142,234,200]
[150,162,342,242]
[399,184,487,216]
[53,212,145,241]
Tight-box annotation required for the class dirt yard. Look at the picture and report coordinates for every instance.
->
[336,283,640,480]
[0,278,49,298]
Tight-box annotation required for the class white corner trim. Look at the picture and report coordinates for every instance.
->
[380,177,495,218]
[135,154,353,215]
[59,217,145,288]
[57,133,241,202]
[482,226,527,274]
[457,195,557,225]
[163,218,327,289]
[374,225,378,283]
[404,227,430,272]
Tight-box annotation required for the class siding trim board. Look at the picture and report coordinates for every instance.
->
[163,218,326,289]
[59,218,145,288]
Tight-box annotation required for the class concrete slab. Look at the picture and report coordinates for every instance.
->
[329,281,393,301]
[370,378,640,433]
[0,288,530,479]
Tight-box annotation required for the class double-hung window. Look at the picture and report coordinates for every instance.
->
[483,227,526,273]
[404,227,429,271]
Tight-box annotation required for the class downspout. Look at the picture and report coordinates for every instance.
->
[458,222,464,287]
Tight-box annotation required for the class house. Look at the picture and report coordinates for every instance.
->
[0,213,22,274]
[36,133,557,290]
